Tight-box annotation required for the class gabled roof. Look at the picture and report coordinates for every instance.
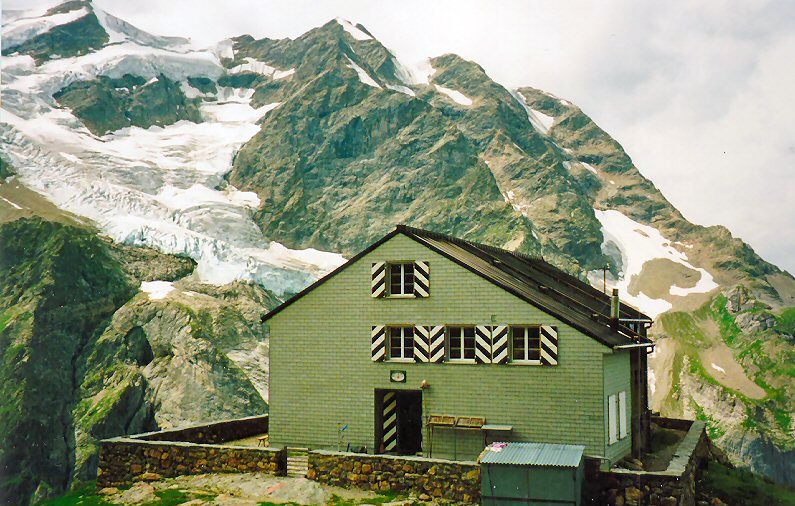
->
[263,225,653,349]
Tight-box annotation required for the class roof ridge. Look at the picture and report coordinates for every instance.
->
[395,224,651,326]
[396,224,543,262]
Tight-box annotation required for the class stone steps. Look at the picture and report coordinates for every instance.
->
[286,448,309,477]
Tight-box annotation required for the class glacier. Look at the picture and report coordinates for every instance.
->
[0,3,346,296]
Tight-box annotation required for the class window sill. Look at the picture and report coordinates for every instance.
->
[447,359,477,364]
[385,294,416,299]
[509,360,542,366]
[386,358,416,364]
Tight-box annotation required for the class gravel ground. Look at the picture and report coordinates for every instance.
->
[106,472,382,505]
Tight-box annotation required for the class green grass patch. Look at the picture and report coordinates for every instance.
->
[775,307,795,335]
[701,462,795,506]
[36,482,218,506]
[328,492,400,506]
[35,482,112,506]
[660,311,709,348]
[146,489,189,506]
[692,402,727,440]
[709,295,742,346]
[0,309,12,333]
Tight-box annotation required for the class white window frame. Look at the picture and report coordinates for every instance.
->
[388,262,415,297]
[510,326,542,364]
[618,391,628,440]
[387,326,414,362]
[447,326,476,363]
[608,393,618,445]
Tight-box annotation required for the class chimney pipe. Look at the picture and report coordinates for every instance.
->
[610,288,620,330]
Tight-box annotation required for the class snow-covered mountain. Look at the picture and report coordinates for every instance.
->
[1,1,794,502]
[1,0,343,295]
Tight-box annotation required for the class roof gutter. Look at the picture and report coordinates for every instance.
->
[613,342,655,350]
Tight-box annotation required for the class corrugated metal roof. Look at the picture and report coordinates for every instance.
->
[480,442,585,467]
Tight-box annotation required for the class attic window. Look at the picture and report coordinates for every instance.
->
[388,262,415,296]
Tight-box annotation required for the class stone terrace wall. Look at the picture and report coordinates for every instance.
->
[133,414,269,444]
[97,415,284,487]
[97,438,286,487]
[584,418,709,506]
[308,450,480,504]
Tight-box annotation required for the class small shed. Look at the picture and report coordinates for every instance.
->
[480,442,585,506]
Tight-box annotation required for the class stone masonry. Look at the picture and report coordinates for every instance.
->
[583,418,709,506]
[308,450,480,504]
[97,415,285,487]
[97,439,286,487]
[134,414,269,444]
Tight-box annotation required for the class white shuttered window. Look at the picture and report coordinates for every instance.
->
[619,391,628,439]
[608,393,618,445]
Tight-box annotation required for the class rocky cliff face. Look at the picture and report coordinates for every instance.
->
[653,287,794,484]
[1,0,793,494]
[0,218,135,505]
[0,217,276,505]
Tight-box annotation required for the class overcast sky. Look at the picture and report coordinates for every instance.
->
[8,0,795,274]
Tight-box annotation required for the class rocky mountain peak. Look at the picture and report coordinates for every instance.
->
[1,4,794,497]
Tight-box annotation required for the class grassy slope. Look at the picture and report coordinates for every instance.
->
[699,463,795,506]
[659,294,794,455]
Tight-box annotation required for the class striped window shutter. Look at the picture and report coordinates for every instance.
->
[371,325,386,361]
[371,262,386,297]
[413,261,429,297]
[491,325,509,364]
[475,325,492,364]
[540,325,558,365]
[414,325,430,363]
[428,326,445,363]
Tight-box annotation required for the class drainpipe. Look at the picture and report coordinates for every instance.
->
[610,288,620,330]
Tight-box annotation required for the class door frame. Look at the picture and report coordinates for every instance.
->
[374,388,423,455]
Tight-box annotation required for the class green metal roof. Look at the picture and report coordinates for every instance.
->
[480,442,585,467]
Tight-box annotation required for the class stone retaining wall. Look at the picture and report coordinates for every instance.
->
[584,418,709,506]
[97,438,286,487]
[308,450,480,504]
[97,415,284,487]
[133,414,269,444]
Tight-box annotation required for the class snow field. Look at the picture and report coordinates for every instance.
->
[594,209,718,318]
[434,84,473,106]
